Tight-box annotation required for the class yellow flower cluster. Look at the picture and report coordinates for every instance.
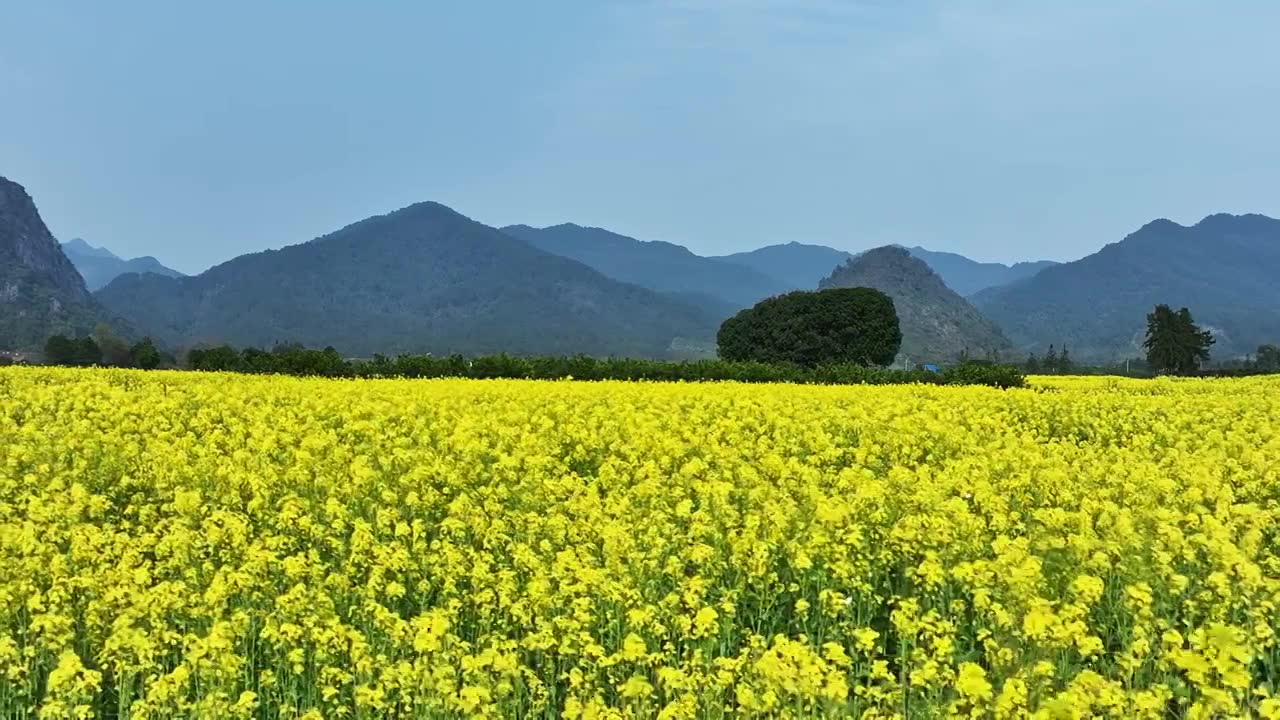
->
[2,368,1279,719]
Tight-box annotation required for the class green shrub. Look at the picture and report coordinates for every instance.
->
[717,288,902,367]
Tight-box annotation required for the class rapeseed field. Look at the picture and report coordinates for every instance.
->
[1,368,1278,719]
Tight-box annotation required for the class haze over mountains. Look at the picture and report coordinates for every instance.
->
[94,201,721,358]
[61,238,183,291]
[712,243,1056,298]
[499,229,1039,364]
[501,223,783,316]
[902,248,1058,298]
[502,224,1055,335]
[975,213,1280,360]
[3,172,1279,364]
[712,243,856,292]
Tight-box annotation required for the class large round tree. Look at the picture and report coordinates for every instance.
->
[717,287,902,367]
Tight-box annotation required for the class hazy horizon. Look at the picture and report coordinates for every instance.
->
[4,1,1279,275]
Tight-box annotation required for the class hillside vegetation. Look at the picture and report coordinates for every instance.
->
[975,214,1280,360]
[503,223,786,310]
[95,202,720,358]
[0,177,113,349]
[61,238,184,291]
[820,246,1012,364]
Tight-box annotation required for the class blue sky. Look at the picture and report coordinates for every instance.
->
[2,1,1278,274]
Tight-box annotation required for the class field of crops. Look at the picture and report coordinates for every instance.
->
[2,368,1279,719]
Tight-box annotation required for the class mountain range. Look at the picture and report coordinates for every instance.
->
[711,242,856,291]
[4,171,1279,364]
[94,202,720,358]
[974,213,1280,360]
[501,223,782,316]
[0,177,112,348]
[712,242,1056,297]
[902,248,1058,298]
[61,238,184,291]
[819,246,1012,364]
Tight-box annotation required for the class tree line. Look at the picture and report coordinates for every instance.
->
[1022,345,1076,375]
[43,325,166,369]
[1019,306,1279,377]
[182,344,1027,389]
[20,290,1280,383]
[23,285,1028,388]
[715,288,1275,379]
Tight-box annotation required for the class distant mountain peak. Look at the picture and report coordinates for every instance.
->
[62,237,120,260]
[1197,211,1267,223]
[96,202,720,358]
[867,245,913,260]
[718,242,1055,298]
[899,246,1058,297]
[820,244,1012,364]
[1194,212,1276,232]
[1196,213,1233,225]
[975,211,1280,360]
[384,200,468,224]
[1115,212,1280,244]
[61,237,184,291]
[511,223,692,252]
[502,223,786,310]
[713,243,856,292]
[824,245,941,289]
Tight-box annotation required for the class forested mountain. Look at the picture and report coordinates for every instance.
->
[61,238,184,290]
[974,213,1280,360]
[502,223,787,309]
[506,223,1054,314]
[904,247,1057,297]
[713,242,856,291]
[0,176,112,349]
[716,242,1053,296]
[26,167,1275,365]
[819,246,1012,364]
[95,202,720,357]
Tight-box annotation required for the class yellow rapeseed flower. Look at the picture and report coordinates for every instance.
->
[1,368,1277,717]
